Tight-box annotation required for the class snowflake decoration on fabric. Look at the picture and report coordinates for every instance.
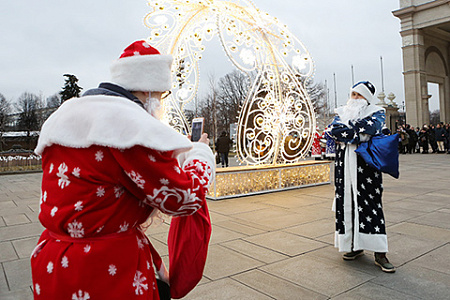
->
[57,163,71,189]
[126,170,146,189]
[174,166,181,174]
[137,237,144,249]
[72,290,90,300]
[68,220,84,238]
[148,155,156,162]
[40,191,47,203]
[95,150,104,162]
[47,261,54,274]
[49,163,54,174]
[118,222,129,233]
[61,256,69,268]
[96,186,105,197]
[114,186,125,198]
[83,244,91,253]
[74,201,84,211]
[35,283,41,295]
[160,178,169,185]
[72,167,81,178]
[108,264,117,276]
[133,270,149,295]
[50,206,58,217]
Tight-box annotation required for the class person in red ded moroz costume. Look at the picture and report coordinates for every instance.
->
[31,40,215,299]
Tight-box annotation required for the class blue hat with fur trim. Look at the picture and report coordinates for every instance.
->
[351,81,376,103]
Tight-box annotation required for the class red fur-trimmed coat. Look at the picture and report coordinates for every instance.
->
[31,94,215,299]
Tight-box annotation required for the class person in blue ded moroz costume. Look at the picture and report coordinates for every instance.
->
[327,81,395,273]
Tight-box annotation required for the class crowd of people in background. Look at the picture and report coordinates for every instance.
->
[396,122,450,154]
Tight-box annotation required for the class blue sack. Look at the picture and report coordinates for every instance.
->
[355,134,400,179]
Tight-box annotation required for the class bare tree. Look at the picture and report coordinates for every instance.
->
[216,70,250,135]
[0,93,12,151]
[15,92,44,149]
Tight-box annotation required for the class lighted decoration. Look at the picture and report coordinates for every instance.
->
[208,161,331,200]
[144,0,316,165]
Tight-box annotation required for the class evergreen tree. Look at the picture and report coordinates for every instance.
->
[60,74,82,102]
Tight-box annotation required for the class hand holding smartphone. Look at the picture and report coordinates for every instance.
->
[191,117,204,142]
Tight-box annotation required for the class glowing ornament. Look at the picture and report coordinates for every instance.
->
[144,0,316,165]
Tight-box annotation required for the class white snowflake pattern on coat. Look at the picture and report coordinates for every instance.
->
[148,155,156,162]
[67,220,84,238]
[61,256,69,268]
[50,206,58,217]
[108,264,117,276]
[114,186,124,198]
[74,201,83,211]
[126,170,145,189]
[47,261,53,273]
[160,178,169,185]
[72,167,81,178]
[83,244,91,253]
[35,283,41,295]
[72,290,90,300]
[57,163,70,189]
[118,222,129,233]
[96,186,105,197]
[49,163,54,173]
[95,150,104,162]
[133,270,148,295]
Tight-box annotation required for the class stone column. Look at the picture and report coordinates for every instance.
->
[400,28,429,127]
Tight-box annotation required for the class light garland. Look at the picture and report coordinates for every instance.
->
[144,0,316,165]
[208,160,331,200]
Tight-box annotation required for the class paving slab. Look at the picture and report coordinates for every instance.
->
[371,263,450,300]
[261,254,375,297]
[183,278,273,300]
[389,222,450,242]
[0,288,34,300]
[221,239,288,264]
[409,244,450,275]
[203,244,264,280]
[233,269,328,300]
[331,282,420,300]
[244,231,327,257]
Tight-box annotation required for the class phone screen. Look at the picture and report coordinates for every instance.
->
[191,118,204,142]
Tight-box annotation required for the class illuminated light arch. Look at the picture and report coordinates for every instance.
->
[144,0,316,165]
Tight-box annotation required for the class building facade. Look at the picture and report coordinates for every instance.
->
[393,0,450,127]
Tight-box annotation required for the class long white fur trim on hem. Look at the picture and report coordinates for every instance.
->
[35,95,192,155]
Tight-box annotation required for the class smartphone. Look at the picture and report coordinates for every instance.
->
[191,117,204,142]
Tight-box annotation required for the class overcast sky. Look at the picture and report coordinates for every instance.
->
[2,0,437,111]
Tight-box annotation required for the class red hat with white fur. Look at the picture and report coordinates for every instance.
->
[110,40,173,92]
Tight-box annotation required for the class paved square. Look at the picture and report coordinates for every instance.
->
[1,154,449,299]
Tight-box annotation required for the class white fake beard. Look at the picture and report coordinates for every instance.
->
[339,98,369,125]
[144,97,163,120]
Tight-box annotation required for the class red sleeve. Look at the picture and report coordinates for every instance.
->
[110,146,212,217]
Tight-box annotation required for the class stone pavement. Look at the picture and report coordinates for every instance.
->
[1,154,449,299]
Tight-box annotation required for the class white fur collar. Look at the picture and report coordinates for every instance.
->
[35,95,193,155]
[335,104,385,124]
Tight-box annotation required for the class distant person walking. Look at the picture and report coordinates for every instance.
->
[216,131,233,168]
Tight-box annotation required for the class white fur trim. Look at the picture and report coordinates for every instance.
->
[178,142,216,187]
[35,95,192,155]
[351,84,373,103]
[110,54,173,92]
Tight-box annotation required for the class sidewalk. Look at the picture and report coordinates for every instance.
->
[1,154,449,299]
